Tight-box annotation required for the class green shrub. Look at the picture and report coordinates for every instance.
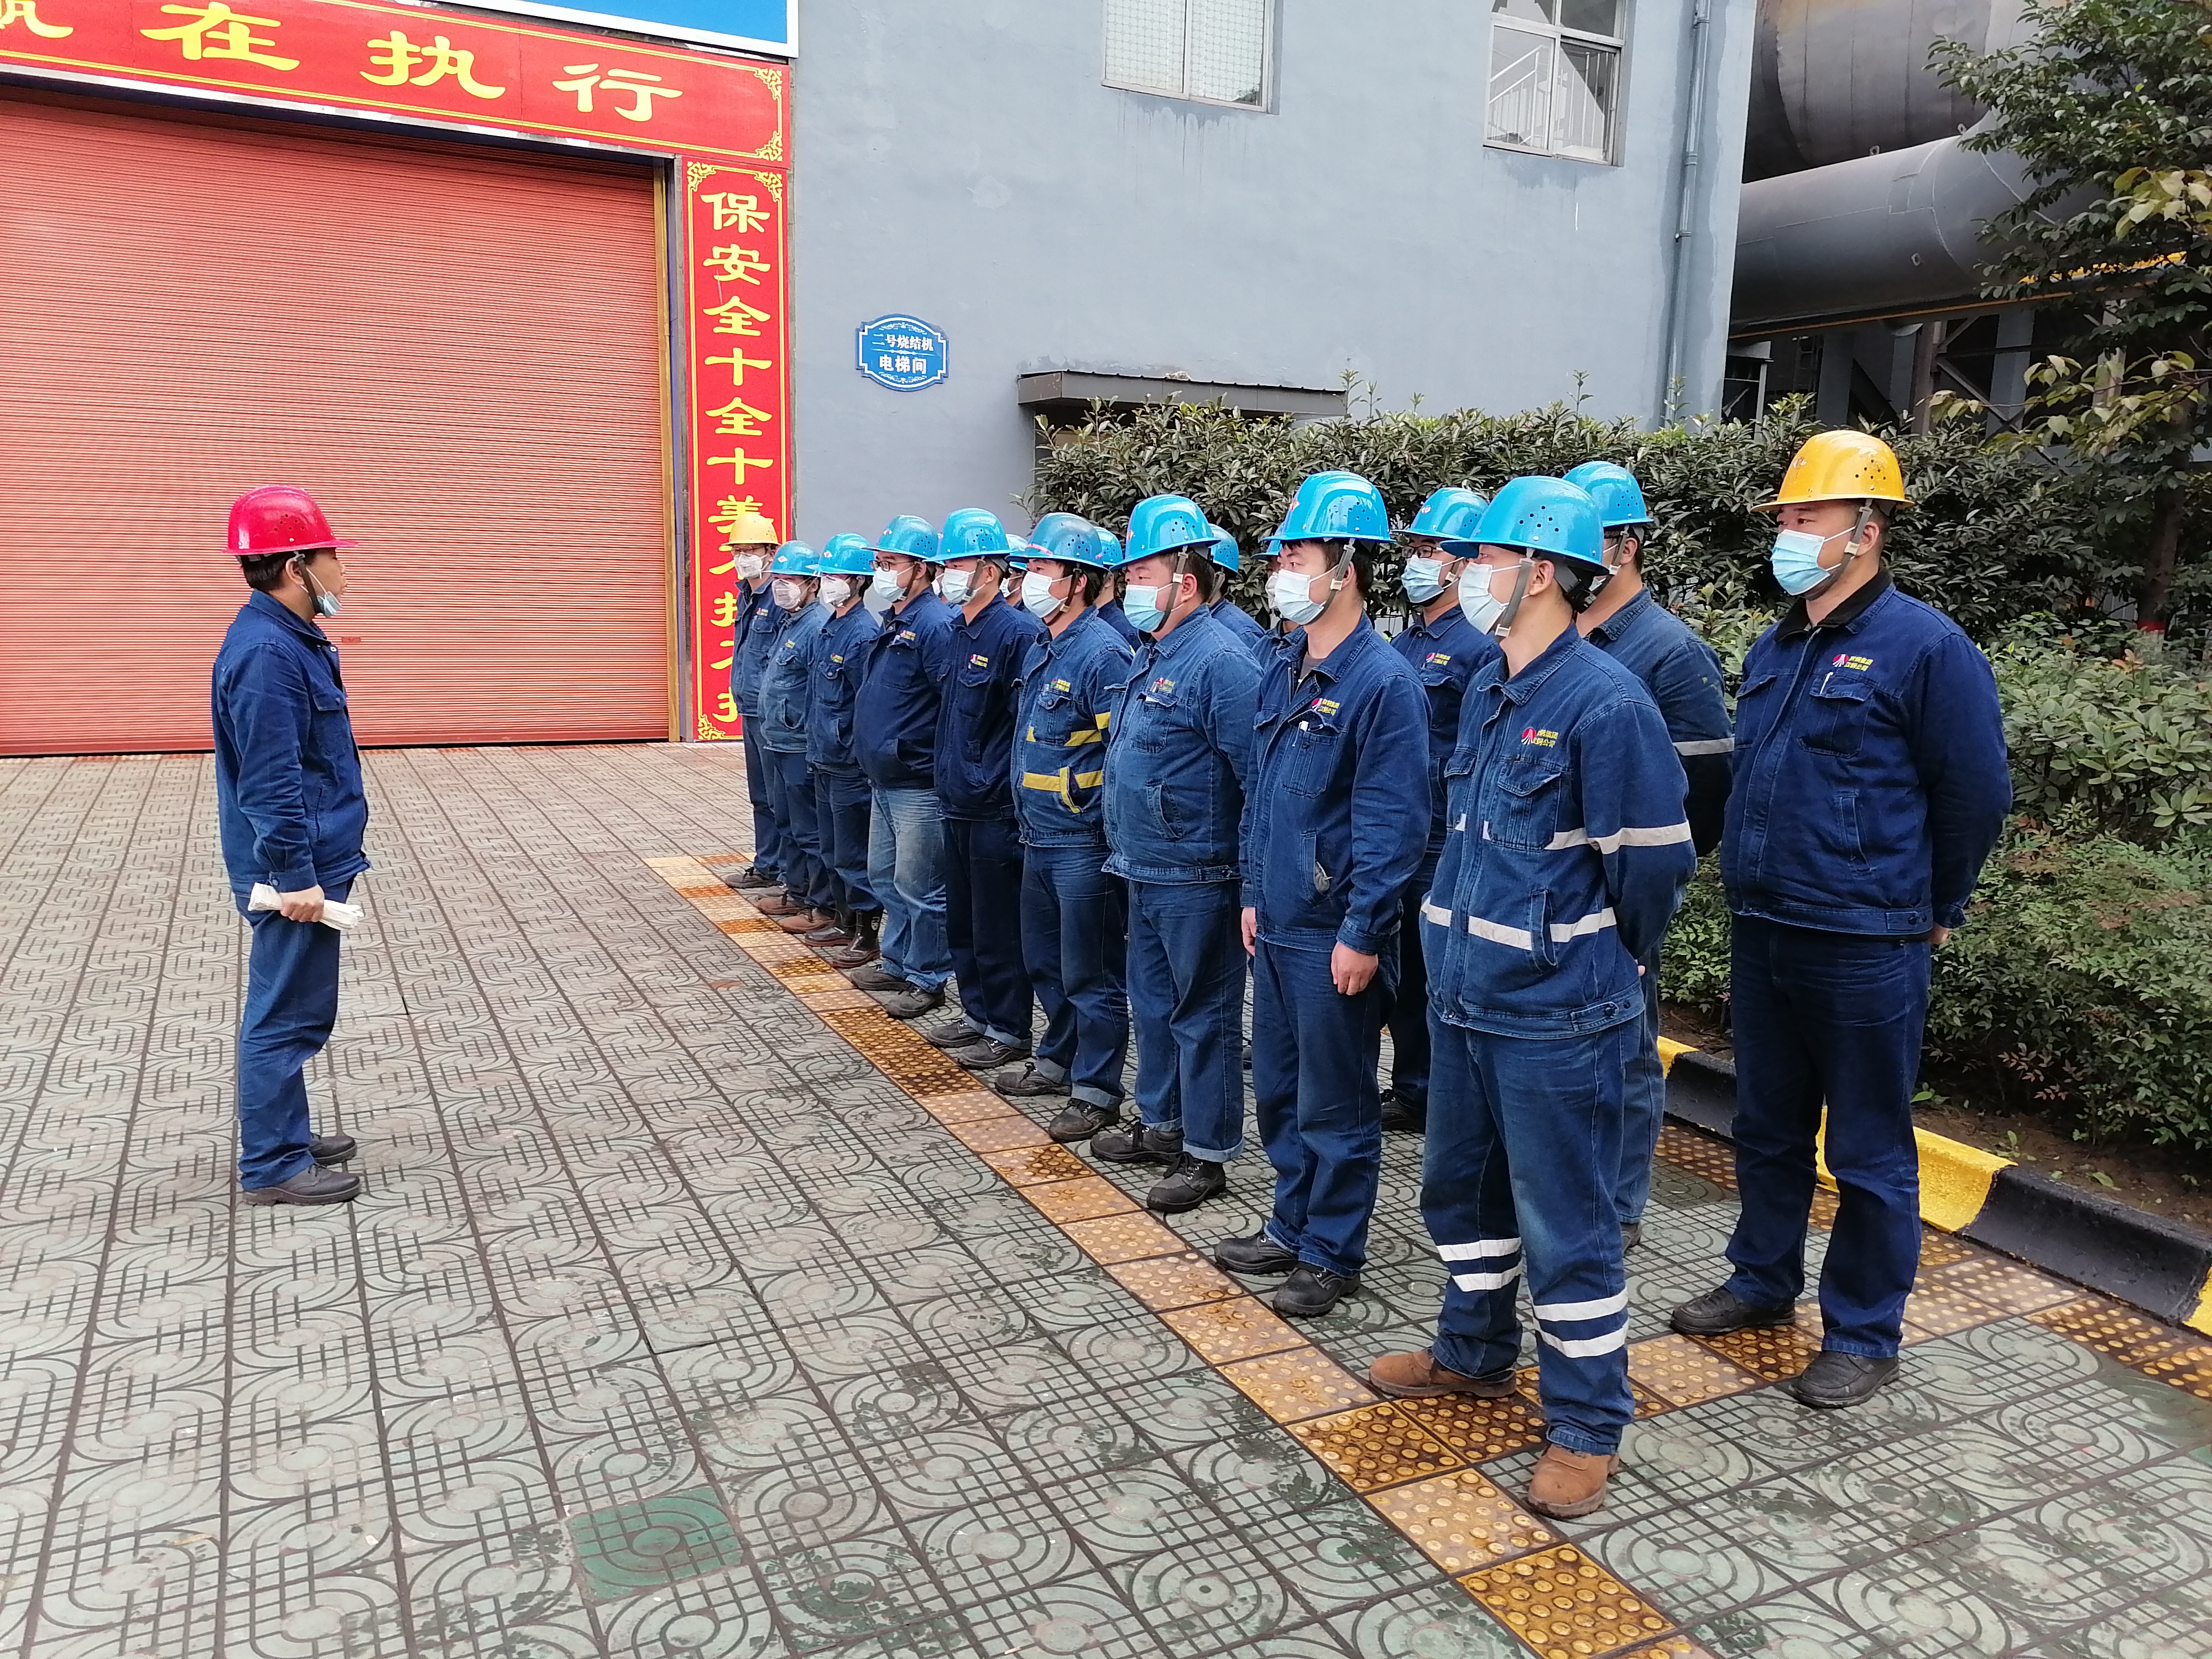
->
[1028,397,2211,643]
[1662,826,2212,1154]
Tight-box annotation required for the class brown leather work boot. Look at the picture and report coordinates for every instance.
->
[1366,1350,1519,1400]
[753,891,803,917]
[1524,1445,1617,1519]
[776,908,827,934]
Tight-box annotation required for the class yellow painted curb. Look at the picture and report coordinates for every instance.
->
[2187,1272,2212,1339]
[1656,1036,1690,1078]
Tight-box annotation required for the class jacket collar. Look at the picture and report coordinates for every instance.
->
[1147,604,1224,662]
[1778,567,1893,640]
[1041,606,1108,660]
[247,588,332,647]
[1288,613,1380,685]
[1401,603,1466,642]
[895,589,949,630]
[1583,586,1653,645]
[1496,624,1585,705]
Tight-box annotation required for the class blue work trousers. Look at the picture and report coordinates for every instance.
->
[236,879,353,1190]
[1020,842,1129,1110]
[1423,1017,1637,1457]
[943,816,1032,1050]
[1125,880,1246,1162]
[765,749,829,910]
[1614,954,1666,1225]
[1254,940,1391,1277]
[1384,856,1440,1111]
[1724,916,1932,1358]
[868,786,950,992]
[813,771,878,917]
[742,731,783,881]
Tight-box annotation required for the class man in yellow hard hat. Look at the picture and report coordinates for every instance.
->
[722,507,787,895]
[1670,431,2010,1409]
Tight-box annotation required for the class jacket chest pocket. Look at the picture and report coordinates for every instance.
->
[1481,757,1568,851]
[1027,686,1081,746]
[1131,687,1181,750]
[1277,715,1344,799]
[1798,676,1873,757]
[1441,751,1477,833]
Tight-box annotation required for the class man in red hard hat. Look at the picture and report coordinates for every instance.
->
[211,484,370,1206]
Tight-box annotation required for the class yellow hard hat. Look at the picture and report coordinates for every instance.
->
[1756,430,1913,512]
[721,506,781,547]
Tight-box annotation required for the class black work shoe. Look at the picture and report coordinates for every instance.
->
[1379,1094,1428,1134]
[1621,1222,1644,1253]
[1146,1155,1227,1214]
[821,912,881,967]
[1091,1123,1182,1166]
[1671,1286,1797,1338]
[872,985,944,1020]
[1275,1263,1360,1318]
[1214,1233,1300,1276]
[923,1016,982,1050]
[950,1037,1029,1072]
[310,1133,357,1165]
[241,1166,362,1206]
[996,1065,1071,1099]
[1045,1100,1117,1142]
[728,866,779,890]
[845,962,907,992]
[1791,1351,1900,1409]
[802,920,855,947]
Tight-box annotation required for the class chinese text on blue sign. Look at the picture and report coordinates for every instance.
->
[857,315,948,392]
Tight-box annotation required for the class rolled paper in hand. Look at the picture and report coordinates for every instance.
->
[248,883,364,931]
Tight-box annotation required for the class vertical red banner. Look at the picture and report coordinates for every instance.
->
[681,160,790,739]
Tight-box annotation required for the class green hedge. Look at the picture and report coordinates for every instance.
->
[1028,398,2211,643]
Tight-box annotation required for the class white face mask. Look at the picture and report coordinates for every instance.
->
[869,567,906,604]
[1401,555,1449,604]
[1269,567,1328,627]
[1459,559,1527,636]
[1769,527,1838,595]
[774,578,812,611]
[1121,581,1172,634]
[735,554,766,581]
[937,568,974,606]
[1020,571,1065,619]
[820,576,854,607]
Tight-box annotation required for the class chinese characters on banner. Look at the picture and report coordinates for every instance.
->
[0,0,785,160]
[683,164,789,740]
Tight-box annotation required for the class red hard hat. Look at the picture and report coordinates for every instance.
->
[226,484,358,556]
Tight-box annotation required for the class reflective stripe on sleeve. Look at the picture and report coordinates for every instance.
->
[1420,901,1454,928]
[1545,822,1694,853]
[1546,908,1617,943]
[1673,737,1734,756]
[1467,916,1535,950]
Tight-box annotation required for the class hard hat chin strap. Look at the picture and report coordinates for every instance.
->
[1494,557,1536,636]
[1803,502,1876,602]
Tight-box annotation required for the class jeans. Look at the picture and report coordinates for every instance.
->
[1125,880,1246,1161]
[764,749,828,910]
[814,770,878,916]
[741,730,782,880]
[236,878,353,1190]
[1021,842,1129,1109]
[943,816,1032,1049]
[1384,857,1439,1112]
[1422,1016,1637,1457]
[1723,916,1932,1358]
[868,786,950,991]
[1254,940,1391,1277]
[1614,954,1666,1224]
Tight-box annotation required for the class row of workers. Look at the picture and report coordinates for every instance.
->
[722,429,2011,1519]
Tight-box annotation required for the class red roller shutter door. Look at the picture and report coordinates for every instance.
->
[0,92,673,755]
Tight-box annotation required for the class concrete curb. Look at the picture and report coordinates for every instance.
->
[1658,1041,2212,1336]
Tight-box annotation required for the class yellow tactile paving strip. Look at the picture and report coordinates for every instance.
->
[646,849,2212,1657]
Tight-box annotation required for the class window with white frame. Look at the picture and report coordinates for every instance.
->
[1103,0,1272,110]
[1486,0,1624,164]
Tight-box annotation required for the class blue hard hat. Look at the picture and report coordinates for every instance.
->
[1126,495,1214,562]
[1030,513,1117,570]
[1208,526,1241,573]
[1094,527,1124,568]
[1470,477,1605,567]
[874,514,940,563]
[819,533,876,577]
[1405,487,1491,546]
[1005,533,1031,572]
[940,507,1013,566]
[1562,461,1651,529]
[1269,470,1392,546]
[769,540,818,576]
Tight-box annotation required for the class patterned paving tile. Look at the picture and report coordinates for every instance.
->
[1459,1543,1676,1657]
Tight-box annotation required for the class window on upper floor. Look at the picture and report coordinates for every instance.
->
[1103,0,1273,111]
[1486,0,1624,164]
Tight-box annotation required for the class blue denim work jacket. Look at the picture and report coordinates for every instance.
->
[1391,604,1503,855]
[730,580,784,719]
[1721,573,2010,935]
[1094,600,1141,647]
[1013,608,1136,848]
[855,591,956,791]
[755,602,828,755]
[1243,614,1430,954]
[1102,608,1262,885]
[1584,587,1734,855]
[936,595,1048,822]
[1425,628,1697,1038]
[807,602,881,775]
[211,592,371,899]
[1207,597,1274,660]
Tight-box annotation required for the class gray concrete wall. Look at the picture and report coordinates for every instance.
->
[785,0,1755,544]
